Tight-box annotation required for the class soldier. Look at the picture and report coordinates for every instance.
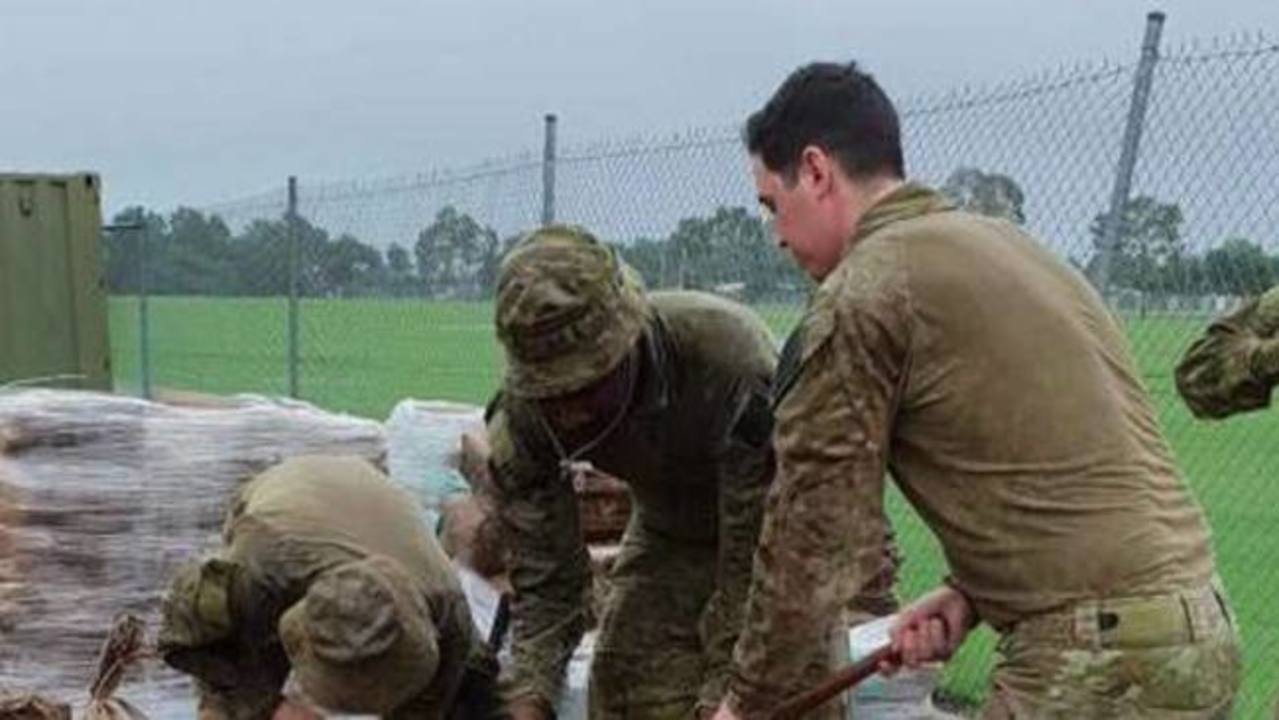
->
[488,226,885,720]
[713,62,1240,720]
[1176,285,1279,419]
[157,455,502,720]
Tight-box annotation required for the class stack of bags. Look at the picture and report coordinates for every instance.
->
[0,389,385,711]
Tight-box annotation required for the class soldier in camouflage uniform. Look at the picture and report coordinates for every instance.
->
[1176,285,1279,419]
[713,62,1240,720]
[488,226,890,720]
[157,455,502,720]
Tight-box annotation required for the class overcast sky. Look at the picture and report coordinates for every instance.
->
[5,0,1278,216]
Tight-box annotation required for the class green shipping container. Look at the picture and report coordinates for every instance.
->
[0,173,111,390]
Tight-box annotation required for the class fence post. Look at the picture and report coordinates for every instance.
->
[541,113,558,226]
[287,176,300,399]
[136,221,152,400]
[1096,11,1166,296]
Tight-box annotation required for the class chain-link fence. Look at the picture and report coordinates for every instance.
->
[105,16,1278,715]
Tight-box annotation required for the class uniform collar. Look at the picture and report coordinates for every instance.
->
[848,182,955,251]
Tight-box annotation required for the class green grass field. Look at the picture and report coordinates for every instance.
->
[108,296,1278,715]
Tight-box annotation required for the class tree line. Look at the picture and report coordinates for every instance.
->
[103,167,1279,302]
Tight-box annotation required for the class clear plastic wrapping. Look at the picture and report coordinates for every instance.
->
[0,389,384,710]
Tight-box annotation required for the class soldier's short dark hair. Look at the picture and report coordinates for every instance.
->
[745,62,905,183]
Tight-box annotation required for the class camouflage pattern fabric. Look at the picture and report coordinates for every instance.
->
[489,285,784,717]
[158,456,498,720]
[726,184,1231,719]
[1176,285,1279,419]
[496,226,649,399]
[981,583,1239,718]
[587,521,714,718]
[278,556,441,716]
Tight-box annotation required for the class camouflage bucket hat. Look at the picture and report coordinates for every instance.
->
[278,556,439,715]
[157,558,239,651]
[495,225,648,399]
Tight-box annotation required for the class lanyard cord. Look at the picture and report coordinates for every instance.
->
[533,352,639,477]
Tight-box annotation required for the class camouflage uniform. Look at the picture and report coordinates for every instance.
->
[489,226,866,719]
[158,455,501,720]
[726,184,1240,719]
[1176,285,1279,419]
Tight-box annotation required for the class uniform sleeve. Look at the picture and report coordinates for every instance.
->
[725,285,909,720]
[695,381,775,711]
[488,407,591,708]
[1175,298,1278,419]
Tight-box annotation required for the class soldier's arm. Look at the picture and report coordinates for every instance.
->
[488,407,591,711]
[1175,297,1278,419]
[696,380,775,712]
[725,290,906,720]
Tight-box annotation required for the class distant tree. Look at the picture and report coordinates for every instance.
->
[617,237,668,288]
[1201,238,1277,296]
[477,233,523,296]
[414,207,498,299]
[318,234,385,296]
[231,215,333,297]
[669,206,786,298]
[103,206,167,293]
[1087,195,1185,295]
[156,207,237,294]
[387,243,413,275]
[384,242,417,297]
[941,167,1026,224]
[620,206,805,301]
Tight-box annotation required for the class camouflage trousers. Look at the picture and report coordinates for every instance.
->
[587,524,718,720]
[982,582,1241,719]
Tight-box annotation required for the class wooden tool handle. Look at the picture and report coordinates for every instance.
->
[768,645,896,720]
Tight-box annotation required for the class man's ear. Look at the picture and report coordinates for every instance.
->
[798,145,834,197]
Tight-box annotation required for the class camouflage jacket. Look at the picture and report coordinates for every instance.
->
[487,290,778,709]
[1175,285,1279,418]
[726,184,1216,719]
[172,457,486,720]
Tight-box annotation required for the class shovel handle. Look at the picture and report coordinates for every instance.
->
[768,645,896,720]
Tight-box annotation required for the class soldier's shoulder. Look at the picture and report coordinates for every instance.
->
[830,230,908,293]
[648,290,778,373]
[794,240,911,364]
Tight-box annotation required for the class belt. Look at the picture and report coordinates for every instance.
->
[1009,582,1233,649]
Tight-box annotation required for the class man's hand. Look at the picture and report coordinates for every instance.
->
[507,694,553,720]
[710,700,743,720]
[879,584,976,675]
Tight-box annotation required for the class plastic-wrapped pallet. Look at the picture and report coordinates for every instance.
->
[0,389,384,711]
